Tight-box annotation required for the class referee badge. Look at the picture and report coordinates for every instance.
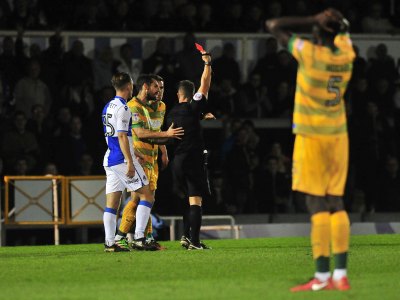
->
[193,92,203,101]
[132,112,139,122]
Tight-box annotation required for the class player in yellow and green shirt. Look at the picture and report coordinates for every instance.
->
[266,8,354,292]
[115,74,184,250]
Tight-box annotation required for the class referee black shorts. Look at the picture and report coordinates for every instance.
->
[171,150,208,198]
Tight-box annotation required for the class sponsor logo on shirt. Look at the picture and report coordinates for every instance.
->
[149,119,162,129]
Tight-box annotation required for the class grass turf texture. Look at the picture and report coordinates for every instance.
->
[0,235,399,300]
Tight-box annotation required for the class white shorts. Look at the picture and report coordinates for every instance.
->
[104,161,149,194]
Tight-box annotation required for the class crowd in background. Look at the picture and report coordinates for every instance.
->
[1,2,400,215]
[2,0,400,33]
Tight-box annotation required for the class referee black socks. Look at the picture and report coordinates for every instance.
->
[189,205,202,246]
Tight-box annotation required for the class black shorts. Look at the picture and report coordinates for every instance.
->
[171,151,208,198]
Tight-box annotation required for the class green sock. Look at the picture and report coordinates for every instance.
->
[334,252,348,269]
[316,256,330,273]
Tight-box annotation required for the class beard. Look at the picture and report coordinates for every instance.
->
[147,91,157,101]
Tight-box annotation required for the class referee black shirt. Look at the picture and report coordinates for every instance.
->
[165,92,207,154]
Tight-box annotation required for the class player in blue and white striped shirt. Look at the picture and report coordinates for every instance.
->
[102,72,157,252]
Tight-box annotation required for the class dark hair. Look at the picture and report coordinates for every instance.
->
[151,74,164,82]
[178,80,195,99]
[319,19,348,41]
[136,74,155,91]
[111,72,132,90]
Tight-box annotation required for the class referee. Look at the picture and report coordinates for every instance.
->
[165,47,212,250]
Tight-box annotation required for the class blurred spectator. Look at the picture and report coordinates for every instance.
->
[54,115,88,175]
[274,50,297,87]
[390,1,400,29]
[40,33,64,100]
[63,40,93,87]
[254,155,291,213]
[268,142,291,173]
[176,2,197,32]
[11,0,47,29]
[242,120,260,150]
[13,157,29,175]
[208,170,227,213]
[210,79,237,118]
[370,78,394,115]
[1,111,40,174]
[43,162,59,175]
[236,73,272,117]
[142,38,172,74]
[271,81,293,117]
[86,87,114,165]
[353,101,397,211]
[252,37,279,90]
[213,43,241,88]
[287,0,310,16]
[220,118,243,161]
[392,79,400,114]
[196,3,217,32]
[52,106,72,138]
[241,3,264,32]
[265,1,282,19]
[29,43,42,60]
[107,0,135,31]
[347,77,371,117]
[153,52,179,108]
[361,2,394,33]
[72,0,107,31]
[60,82,94,119]
[224,127,251,214]
[26,104,53,164]
[221,2,244,32]
[150,0,177,31]
[115,43,142,83]
[377,156,400,212]
[77,153,95,175]
[367,43,397,83]
[14,59,52,116]
[343,6,362,33]
[174,32,203,85]
[93,46,116,91]
[0,36,24,104]
[351,45,367,81]
[0,1,11,28]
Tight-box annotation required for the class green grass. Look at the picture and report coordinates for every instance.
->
[1,235,399,300]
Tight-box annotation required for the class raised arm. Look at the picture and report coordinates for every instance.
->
[197,52,212,98]
[266,8,345,48]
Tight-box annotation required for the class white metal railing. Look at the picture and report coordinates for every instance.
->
[1,31,400,82]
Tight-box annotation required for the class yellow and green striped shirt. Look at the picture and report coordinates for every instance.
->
[288,33,355,136]
[128,97,166,169]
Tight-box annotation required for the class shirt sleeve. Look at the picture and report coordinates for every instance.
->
[287,35,312,65]
[116,105,131,132]
[159,102,166,125]
[130,104,146,128]
[190,92,207,115]
[334,33,356,61]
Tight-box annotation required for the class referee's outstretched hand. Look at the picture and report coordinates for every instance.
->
[166,123,184,139]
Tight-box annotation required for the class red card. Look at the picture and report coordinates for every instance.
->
[195,43,204,52]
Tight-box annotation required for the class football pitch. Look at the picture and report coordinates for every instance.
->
[0,235,399,300]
